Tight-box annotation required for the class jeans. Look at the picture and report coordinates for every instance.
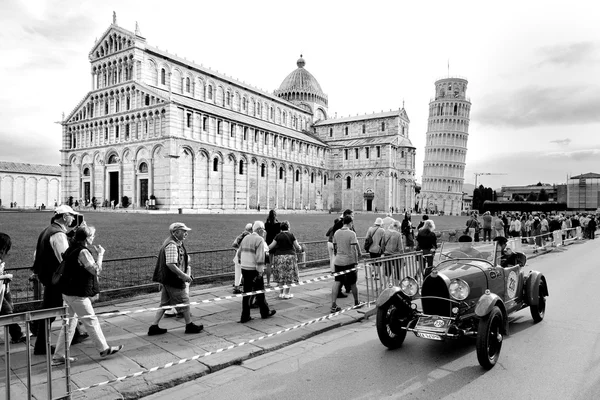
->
[482,228,492,242]
[54,295,109,358]
[240,269,271,320]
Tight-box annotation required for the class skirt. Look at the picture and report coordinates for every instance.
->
[271,254,299,284]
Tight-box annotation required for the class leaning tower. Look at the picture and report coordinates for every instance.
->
[419,77,471,215]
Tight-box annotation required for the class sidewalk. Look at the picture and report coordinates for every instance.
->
[0,266,372,400]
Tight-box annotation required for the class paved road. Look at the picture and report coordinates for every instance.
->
[143,239,600,400]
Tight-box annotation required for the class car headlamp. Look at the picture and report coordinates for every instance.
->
[400,277,419,297]
[449,279,470,301]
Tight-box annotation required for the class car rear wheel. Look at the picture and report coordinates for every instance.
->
[376,299,408,349]
[530,282,546,323]
[476,306,503,370]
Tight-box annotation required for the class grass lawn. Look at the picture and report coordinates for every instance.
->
[0,210,468,270]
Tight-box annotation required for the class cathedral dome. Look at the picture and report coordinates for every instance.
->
[275,56,328,109]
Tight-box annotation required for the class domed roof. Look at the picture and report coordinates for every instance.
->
[277,55,324,94]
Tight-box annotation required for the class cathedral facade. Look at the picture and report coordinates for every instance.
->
[61,18,416,212]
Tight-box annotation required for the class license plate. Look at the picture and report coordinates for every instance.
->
[416,332,442,341]
[416,316,448,331]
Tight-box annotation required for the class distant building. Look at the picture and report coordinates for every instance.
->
[0,161,61,208]
[419,77,471,216]
[567,173,600,210]
[499,184,559,202]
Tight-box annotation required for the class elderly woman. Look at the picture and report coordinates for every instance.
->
[269,220,302,299]
[52,225,123,365]
[382,221,403,256]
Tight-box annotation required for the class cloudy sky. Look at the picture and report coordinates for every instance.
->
[1,0,599,189]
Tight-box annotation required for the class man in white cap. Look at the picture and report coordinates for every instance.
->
[148,222,203,335]
[237,221,276,323]
[364,217,385,258]
[32,205,88,355]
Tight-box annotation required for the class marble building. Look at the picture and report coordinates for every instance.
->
[61,16,416,212]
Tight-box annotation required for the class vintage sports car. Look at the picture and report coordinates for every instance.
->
[375,241,548,369]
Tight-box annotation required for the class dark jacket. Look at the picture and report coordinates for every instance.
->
[416,229,437,251]
[265,220,281,245]
[62,243,100,298]
[152,237,188,289]
[32,223,65,286]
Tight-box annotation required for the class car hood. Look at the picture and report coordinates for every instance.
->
[434,259,491,286]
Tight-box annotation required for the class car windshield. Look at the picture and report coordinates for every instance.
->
[434,241,499,265]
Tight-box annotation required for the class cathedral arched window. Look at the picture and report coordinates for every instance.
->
[311,173,314,183]
[108,154,118,164]
[296,170,300,182]
[226,91,231,106]
[346,177,352,189]
[186,77,191,93]
[324,174,328,185]
[213,158,219,172]
[329,128,333,137]
[279,167,284,180]
[239,160,244,175]
[161,68,166,85]
[208,85,213,100]
[83,168,90,176]
[115,99,120,112]
[139,162,148,173]
[260,164,265,177]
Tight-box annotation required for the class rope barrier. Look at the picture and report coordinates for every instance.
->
[68,265,363,321]
[74,301,371,393]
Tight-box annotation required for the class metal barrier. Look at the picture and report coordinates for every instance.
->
[362,252,425,304]
[0,306,70,400]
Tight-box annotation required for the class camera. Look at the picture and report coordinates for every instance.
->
[69,214,85,228]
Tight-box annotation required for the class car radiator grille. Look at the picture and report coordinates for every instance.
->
[421,276,452,317]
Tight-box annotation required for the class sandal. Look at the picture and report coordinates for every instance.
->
[330,305,342,313]
[100,345,124,358]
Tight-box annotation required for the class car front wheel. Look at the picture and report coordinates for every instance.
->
[376,299,408,349]
[476,306,504,370]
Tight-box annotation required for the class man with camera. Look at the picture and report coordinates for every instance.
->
[32,205,88,355]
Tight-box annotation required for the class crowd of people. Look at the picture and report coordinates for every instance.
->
[463,211,599,245]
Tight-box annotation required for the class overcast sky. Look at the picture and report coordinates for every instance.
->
[1,0,599,189]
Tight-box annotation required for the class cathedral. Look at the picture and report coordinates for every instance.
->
[61,16,416,212]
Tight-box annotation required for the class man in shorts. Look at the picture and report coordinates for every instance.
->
[148,222,203,335]
[331,215,362,312]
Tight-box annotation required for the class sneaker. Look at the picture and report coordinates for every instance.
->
[51,356,77,366]
[100,345,123,358]
[71,333,90,345]
[34,345,55,356]
[148,325,167,336]
[185,322,204,334]
[330,305,342,313]
[261,310,276,319]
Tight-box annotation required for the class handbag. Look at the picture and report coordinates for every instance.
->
[51,258,69,290]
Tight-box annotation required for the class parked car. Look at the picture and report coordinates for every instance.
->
[375,241,548,369]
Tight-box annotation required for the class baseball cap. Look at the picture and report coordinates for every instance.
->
[169,222,191,232]
[54,205,80,215]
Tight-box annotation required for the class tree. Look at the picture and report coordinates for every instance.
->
[538,189,549,201]
[526,192,538,201]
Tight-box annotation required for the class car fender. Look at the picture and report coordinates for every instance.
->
[475,292,508,333]
[376,287,405,308]
[526,271,549,306]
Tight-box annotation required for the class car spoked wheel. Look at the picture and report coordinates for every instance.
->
[530,282,546,323]
[376,300,408,349]
[476,306,504,369]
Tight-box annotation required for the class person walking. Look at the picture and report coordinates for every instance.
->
[238,221,276,323]
[588,215,597,240]
[416,220,437,276]
[331,215,362,312]
[32,205,87,355]
[465,213,481,242]
[148,223,203,336]
[382,221,403,256]
[52,226,123,365]
[0,233,28,344]
[264,210,281,287]
[327,209,354,298]
[269,221,303,299]
[493,214,505,239]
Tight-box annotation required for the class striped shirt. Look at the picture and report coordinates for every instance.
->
[238,232,266,273]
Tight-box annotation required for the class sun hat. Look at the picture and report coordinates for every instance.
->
[374,218,383,226]
[169,222,191,232]
[54,205,80,215]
